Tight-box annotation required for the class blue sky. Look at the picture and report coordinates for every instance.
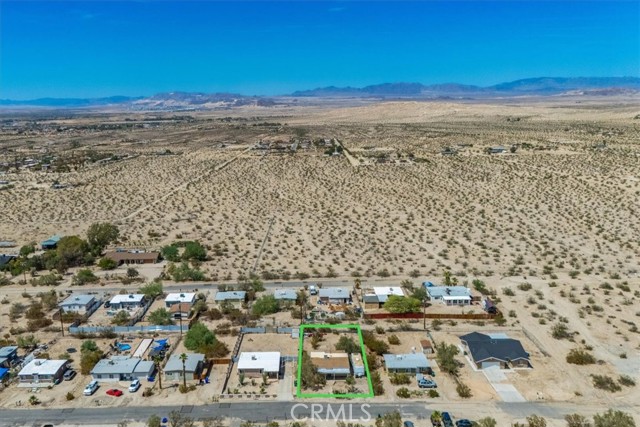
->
[1,1,638,99]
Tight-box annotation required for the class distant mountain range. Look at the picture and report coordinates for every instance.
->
[291,77,640,97]
[1,77,638,108]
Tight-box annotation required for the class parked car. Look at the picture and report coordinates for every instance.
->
[128,379,141,393]
[442,412,454,427]
[63,370,76,381]
[418,378,438,388]
[103,301,110,308]
[455,420,473,427]
[83,380,99,396]
[403,422,415,427]
[106,388,123,397]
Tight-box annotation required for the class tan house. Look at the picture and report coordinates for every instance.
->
[105,251,160,265]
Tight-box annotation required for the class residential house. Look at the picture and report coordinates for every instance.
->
[104,250,160,265]
[59,294,97,314]
[237,352,280,379]
[383,353,430,374]
[318,288,351,304]
[350,353,365,378]
[169,303,192,319]
[363,286,405,309]
[0,346,18,368]
[488,146,507,154]
[164,353,205,383]
[310,352,351,379]
[214,291,246,304]
[273,289,297,302]
[460,332,531,369]
[423,284,472,306]
[420,340,434,355]
[91,356,154,382]
[18,359,68,385]
[109,294,145,310]
[41,235,62,250]
[165,293,196,308]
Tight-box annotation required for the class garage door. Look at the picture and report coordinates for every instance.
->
[482,361,501,369]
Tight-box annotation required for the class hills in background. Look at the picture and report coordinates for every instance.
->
[1,77,639,109]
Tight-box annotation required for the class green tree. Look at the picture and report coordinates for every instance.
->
[148,308,174,325]
[81,340,99,353]
[57,236,90,267]
[153,355,163,390]
[140,281,163,299]
[161,245,180,262]
[147,415,161,427]
[335,336,360,353]
[180,353,188,389]
[383,295,421,313]
[184,322,216,351]
[593,409,635,427]
[182,241,207,261]
[435,342,460,376]
[443,270,452,286]
[98,257,117,270]
[251,295,280,316]
[72,269,98,286]
[111,310,131,326]
[526,415,547,427]
[300,351,326,391]
[19,244,36,257]
[86,222,120,253]
[126,267,139,278]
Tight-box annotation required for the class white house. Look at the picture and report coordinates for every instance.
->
[164,293,196,308]
[237,352,280,379]
[59,294,97,314]
[18,359,68,386]
[109,294,145,310]
[424,285,472,306]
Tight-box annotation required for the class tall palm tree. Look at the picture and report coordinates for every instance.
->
[179,353,188,389]
[153,355,163,390]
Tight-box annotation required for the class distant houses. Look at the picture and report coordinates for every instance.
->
[0,346,18,368]
[363,286,405,309]
[272,289,297,302]
[41,235,62,250]
[165,292,196,308]
[0,254,17,269]
[318,288,351,304]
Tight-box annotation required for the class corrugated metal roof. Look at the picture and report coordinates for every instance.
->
[383,353,430,370]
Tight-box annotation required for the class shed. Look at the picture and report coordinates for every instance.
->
[420,340,434,355]
[349,353,365,377]
[41,235,62,250]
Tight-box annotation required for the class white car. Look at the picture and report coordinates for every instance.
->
[83,380,99,396]
[128,379,141,393]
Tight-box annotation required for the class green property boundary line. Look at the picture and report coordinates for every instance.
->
[296,323,374,398]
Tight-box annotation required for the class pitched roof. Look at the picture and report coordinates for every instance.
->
[383,353,430,370]
[164,353,205,373]
[215,291,246,301]
[0,254,16,267]
[318,287,351,299]
[460,332,530,363]
[310,352,350,374]
[0,346,18,358]
[169,302,192,313]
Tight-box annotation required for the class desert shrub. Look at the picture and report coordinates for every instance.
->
[566,349,596,365]
[503,287,515,296]
[518,282,532,291]
[389,373,411,385]
[388,334,400,345]
[427,389,439,398]
[396,387,410,398]
[551,323,571,339]
[65,392,74,401]
[456,381,472,398]
[618,375,636,387]
[590,374,622,392]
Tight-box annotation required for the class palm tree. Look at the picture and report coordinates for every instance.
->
[179,353,188,389]
[153,355,163,390]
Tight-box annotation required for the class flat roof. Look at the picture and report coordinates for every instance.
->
[164,353,205,373]
[165,293,196,304]
[19,359,67,376]
[91,357,142,375]
[60,294,95,307]
[373,286,404,297]
[318,288,351,299]
[383,353,430,370]
[215,291,246,301]
[425,286,472,298]
[237,352,280,373]
[310,352,350,374]
[110,294,144,304]
[273,289,297,300]
[0,346,18,358]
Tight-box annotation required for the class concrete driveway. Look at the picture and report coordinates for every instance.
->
[483,366,526,402]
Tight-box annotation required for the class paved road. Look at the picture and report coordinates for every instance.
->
[2,400,638,426]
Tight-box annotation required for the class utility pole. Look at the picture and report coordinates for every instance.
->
[59,308,65,337]
[423,298,427,330]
